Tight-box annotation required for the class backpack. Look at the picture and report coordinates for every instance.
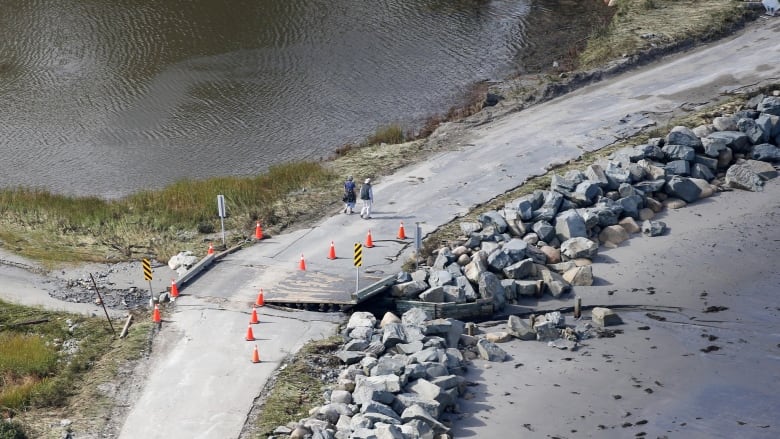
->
[360,184,370,200]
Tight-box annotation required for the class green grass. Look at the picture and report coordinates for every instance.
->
[0,161,335,265]
[0,301,113,411]
[367,124,405,145]
[0,334,58,377]
[579,0,752,69]
[0,420,28,439]
[254,336,341,437]
[0,300,155,437]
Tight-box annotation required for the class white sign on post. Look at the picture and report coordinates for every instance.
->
[217,195,226,246]
[217,195,226,218]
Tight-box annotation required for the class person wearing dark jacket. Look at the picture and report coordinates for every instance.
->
[343,176,356,214]
[359,178,373,219]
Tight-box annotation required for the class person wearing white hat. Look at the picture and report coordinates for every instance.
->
[359,178,374,219]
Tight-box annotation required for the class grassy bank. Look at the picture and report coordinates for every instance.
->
[580,0,748,68]
[0,300,151,438]
[0,162,334,266]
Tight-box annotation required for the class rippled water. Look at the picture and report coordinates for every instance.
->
[0,0,600,198]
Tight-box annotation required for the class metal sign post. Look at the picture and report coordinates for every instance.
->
[415,222,422,270]
[142,258,153,306]
[217,194,226,247]
[353,243,363,293]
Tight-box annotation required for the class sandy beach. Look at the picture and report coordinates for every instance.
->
[450,178,780,439]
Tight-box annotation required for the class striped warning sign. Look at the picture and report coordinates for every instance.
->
[353,243,363,267]
[142,258,153,281]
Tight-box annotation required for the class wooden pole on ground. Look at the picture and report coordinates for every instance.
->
[119,314,133,338]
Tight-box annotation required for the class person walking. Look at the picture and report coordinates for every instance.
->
[342,176,356,214]
[359,178,373,219]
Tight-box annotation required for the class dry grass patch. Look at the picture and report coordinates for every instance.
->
[0,302,153,438]
[252,336,342,437]
[580,0,749,68]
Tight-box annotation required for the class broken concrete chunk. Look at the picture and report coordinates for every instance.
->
[591,307,622,327]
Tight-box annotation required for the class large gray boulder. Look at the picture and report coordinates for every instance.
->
[755,113,776,143]
[737,117,765,145]
[664,159,690,176]
[532,220,556,243]
[540,269,571,297]
[665,126,702,150]
[463,251,488,284]
[501,238,528,262]
[478,272,506,310]
[572,180,602,206]
[555,210,587,242]
[486,248,513,273]
[691,163,715,181]
[642,220,667,237]
[745,159,779,180]
[391,280,429,299]
[758,96,780,116]
[701,136,729,158]
[707,131,751,153]
[751,143,780,162]
[475,339,508,362]
[502,258,535,280]
[584,163,609,187]
[713,115,738,131]
[664,176,701,203]
[662,144,696,161]
[478,211,508,234]
[725,163,765,191]
[560,237,599,259]
[454,275,478,302]
[506,315,536,340]
[617,195,643,220]
[431,248,455,270]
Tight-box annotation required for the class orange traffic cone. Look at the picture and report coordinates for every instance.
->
[328,241,337,260]
[365,230,374,248]
[250,306,259,324]
[245,324,255,341]
[299,254,307,271]
[255,289,265,307]
[255,221,263,240]
[170,279,179,299]
[397,221,407,240]
[207,242,214,255]
[251,345,261,363]
[152,304,161,323]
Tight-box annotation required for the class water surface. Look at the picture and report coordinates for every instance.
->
[0,0,600,198]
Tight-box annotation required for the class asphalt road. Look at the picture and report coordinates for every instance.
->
[116,18,780,439]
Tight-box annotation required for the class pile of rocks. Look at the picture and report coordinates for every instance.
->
[267,307,622,438]
[390,94,780,313]
[270,308,467,439]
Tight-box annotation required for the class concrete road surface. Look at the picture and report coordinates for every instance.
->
[116,18,780,438]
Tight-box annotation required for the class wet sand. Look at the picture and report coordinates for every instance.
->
[449,179,780,438]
